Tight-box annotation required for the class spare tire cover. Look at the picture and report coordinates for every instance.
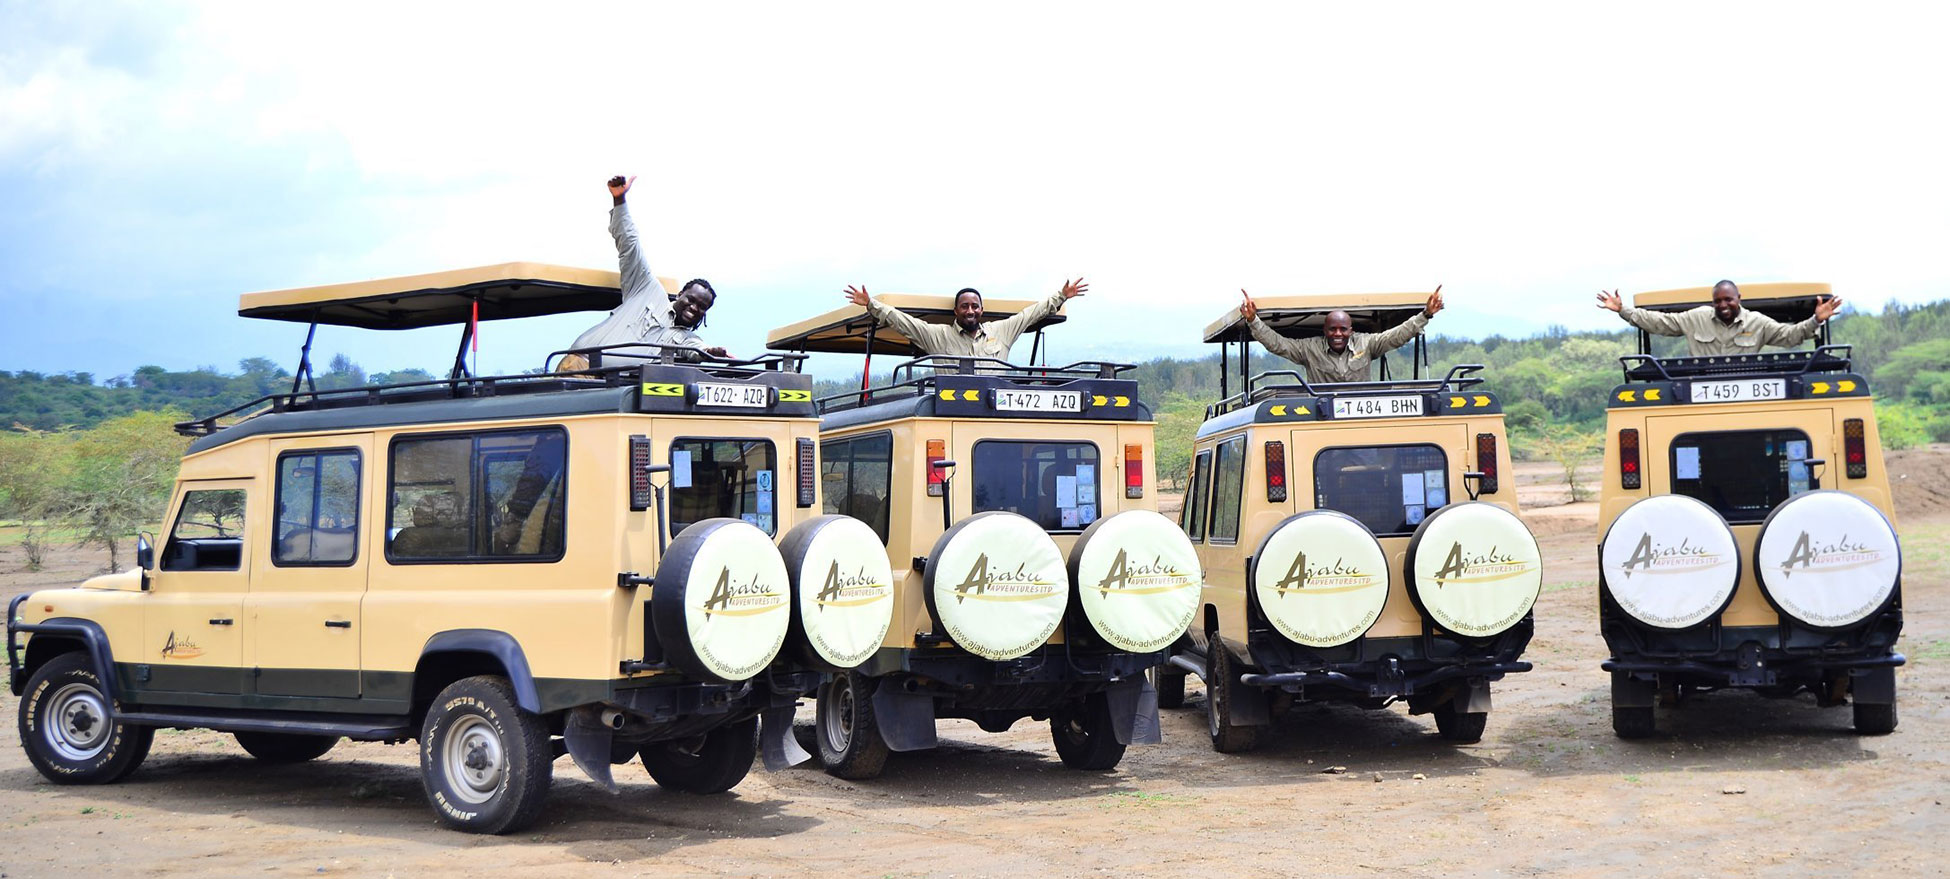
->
[1599,494,1741,630]
[651,518,791,684]
[1755,490,1902,629]
[1250,510,1390,648]
[1068,510,1203,653]
[781,515,896,670]
[922,511,1068,661]
[1404,502,1543,638]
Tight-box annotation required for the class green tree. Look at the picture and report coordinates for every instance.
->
[1530,424,1605,502]
[0,428,74,570]
[60,411,187,571]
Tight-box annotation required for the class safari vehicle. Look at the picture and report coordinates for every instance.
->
[1596,282,1903,738]
[764,293,1201,778]
[8,264,896,834]
[1163,292,1541,751]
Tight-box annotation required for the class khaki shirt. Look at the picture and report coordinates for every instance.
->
[1247,311,1430,383]
[864,289,1069,365]
[1618,305,1820,356]
[569,203,708,359]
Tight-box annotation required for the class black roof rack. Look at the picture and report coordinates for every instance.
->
[1205,364,1487,420]
[1617,345,1853,383]
[816,356,1135,414]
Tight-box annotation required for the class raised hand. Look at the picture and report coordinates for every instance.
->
[1425,284,1445,317]
[608,175,636,202]
[1595,289,1624,313]
[1059,278,1089,299]
[705,346,730,359]
[844,285,871,307]
[1240,288,1258,321]
[1815,295,1846,322]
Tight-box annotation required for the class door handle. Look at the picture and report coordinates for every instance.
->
[208,618,233,626]
[323,620,352,629]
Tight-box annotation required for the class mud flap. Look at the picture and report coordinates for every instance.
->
[1104,675,1162,746]
[1455,677,1492,714]
[1230,680,1272,726]
[871,682,939,752]
[1612,671,1656,709]
[758,704,812,771]
[564,705,619,793]
[1851,667,1896,705]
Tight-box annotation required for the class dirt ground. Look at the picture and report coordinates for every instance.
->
[3,451,1949,878]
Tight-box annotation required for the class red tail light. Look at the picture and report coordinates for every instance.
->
[797,437,816,507]
[926,439,946,497]
[1475,433,1499,495]
[1263,441,1287,503]
[1125,444,1144,499]
[1619,428,1642,490]
[629,435,653,511]
[1844,418,1867,479]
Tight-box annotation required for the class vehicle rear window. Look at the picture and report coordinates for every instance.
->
[971,440,1100,532]
[1183,448,1214,542]
[822,432,893,542]
[1207,437,1246,543]
[275,449,361,566]
[1313,444,1448,536]
[1670,429,1813,523]
[671,438,778,535]
[388,428,567,562]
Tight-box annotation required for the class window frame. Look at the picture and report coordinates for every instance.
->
[272,447,363,568]
[969,438,1103,534]
[384,425,570,566]
[820,430,894,543]
[1667,427,1815,525]
[667,435,781,537]
[1206,435,1247,545]
[161,487,248,572]
[1310,442,1450,538]
[1183,447,1214,543]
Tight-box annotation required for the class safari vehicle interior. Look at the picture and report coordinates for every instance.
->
[1165,291,1540,752]
[1598,282,1903,739]
[766,293,1198,779]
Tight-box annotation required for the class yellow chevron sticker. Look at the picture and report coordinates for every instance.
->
[1450,395,1466,408]
[1473,395,1491,407]
[778,389,811,402]
[1270,405,1287,416]
[939,389,956,401]
[1645,387,1662,401]
[1839,380,1857,392]
[1618,390,1635,402]
[1113,395,1130,407]
[962,390,979,401]
[642,382,684,397]
[1811,381,1830,394]
[1092,395,1108,406]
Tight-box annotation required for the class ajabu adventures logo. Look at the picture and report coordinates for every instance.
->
[951,552,1060,604]
[814,560,891,610]
[1266,550,1379,597]
[1776,531,1888,577]
[1617,533,1729,578]
[701,567,787,619]
[1092,549,1196,596]
[1431,541,1535,586]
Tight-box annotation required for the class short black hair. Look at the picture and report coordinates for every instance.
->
[1713,279,1739,295]
[954,287,981,305]
[681,279,716,301]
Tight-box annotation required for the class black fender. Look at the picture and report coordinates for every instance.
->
[9,599,117,700]
[419,629,543,713]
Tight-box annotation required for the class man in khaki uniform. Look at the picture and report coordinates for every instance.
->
[1239,287,1444,383]
[1595,280,1844,356]
[841,279,1088,363]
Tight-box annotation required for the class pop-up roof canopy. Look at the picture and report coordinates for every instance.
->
[1203,291,1432,344]
[238,262,683,330]
[766,293,1068,356]
[1631,281,1832,325]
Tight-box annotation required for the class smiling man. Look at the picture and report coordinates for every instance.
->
[1596,280,1844,356]
[841,279,1088,363]
[1240,286,1444,383]
[565,175,727,366]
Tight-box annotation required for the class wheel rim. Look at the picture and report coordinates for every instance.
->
[46,682,112,761]
[1206,656,1223,738]
[443,715,505,805]
[823,676,857,753]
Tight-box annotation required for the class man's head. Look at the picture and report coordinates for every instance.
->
[953,288,983,333]
[674,279,716,328]
[1712,280,1741,323]
[1323,310,1353,352]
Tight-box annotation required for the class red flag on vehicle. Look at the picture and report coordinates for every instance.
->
[470,300,479,353]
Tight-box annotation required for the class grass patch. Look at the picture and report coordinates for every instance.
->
[1543,579,1594,594]
[1099,790,1193,809]
[1910,639,1950,662]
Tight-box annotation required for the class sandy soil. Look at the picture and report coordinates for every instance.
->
[2,450,1948,878]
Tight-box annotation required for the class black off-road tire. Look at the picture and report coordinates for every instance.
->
[235,731,340,764]
[18,653,153,784]
[1051,692,1127,771]
[816,672,891,780]
[420,676,553,835]
[1612,704,1656,739]
[642,715,759,794]
[1206,645,1261,754]
[1433,702,1488,743]
[1853,699,1898,736]
[1151,665,1187,710]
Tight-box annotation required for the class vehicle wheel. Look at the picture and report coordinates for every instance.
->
[17,653,153,784]
[420,676,553,835]
[1151,665,1186,710]
[1432,702,1488,743]
[1853,699,1898,735]
[641,714,758,794]
[1206,645,1261,754]
[234,731,339,764]
[1612,704,1656,739]
[1050,692,1127,771]
[816,672,890,780]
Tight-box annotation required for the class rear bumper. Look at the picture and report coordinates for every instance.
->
[1232,620,1535,701]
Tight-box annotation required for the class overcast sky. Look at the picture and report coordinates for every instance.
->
[4,2,1947,383]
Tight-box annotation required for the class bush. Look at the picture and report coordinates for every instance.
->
[1874,400,1943,451]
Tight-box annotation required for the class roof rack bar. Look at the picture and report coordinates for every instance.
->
[1614,345,1854,384]
[544,343,807,374]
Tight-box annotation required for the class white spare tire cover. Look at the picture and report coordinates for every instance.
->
[780,515,896,670]
[651,518,791,684]
[1599,494,1741,630]
[1755,490,1902,630]
[922,511,1068,661]
[1404,502,1543,638]
[1068,510,1202,653]
[1250,511,1390,648]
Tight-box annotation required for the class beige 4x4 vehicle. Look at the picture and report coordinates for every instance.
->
[1597,283,1903,737]
[1164,293,1542,751]
[9,265,895,834]
[765,294,1201,777]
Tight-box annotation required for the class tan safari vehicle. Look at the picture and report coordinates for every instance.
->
[765,293,1201,777]
[1163,292,1542,751]
[1596,282,1903,738]
[8,264,897,834]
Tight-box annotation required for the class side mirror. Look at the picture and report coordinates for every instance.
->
[136,532,155,591]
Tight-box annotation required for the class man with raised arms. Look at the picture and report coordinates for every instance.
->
[841,280,1089,363]
[565,175,728,367]
[1239,286,1444,383]
[1595,280,1844,356]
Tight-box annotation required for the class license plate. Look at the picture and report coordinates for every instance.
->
[695,382,768,407]
[1689,378,1785,404]
[993,389,1082,412]
[1332,395,1424,419]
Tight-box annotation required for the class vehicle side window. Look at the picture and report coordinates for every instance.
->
[1183,449,1213,542]
[1207,437,1246,543]
[971,440,1101,532]
[1671,429,1813,523]
[670,438,778,535]
[1313,444,1448,536]
[275,449,361,566]
[388,428,567,562]
[821,432,893,542]
[162,489,246,571]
